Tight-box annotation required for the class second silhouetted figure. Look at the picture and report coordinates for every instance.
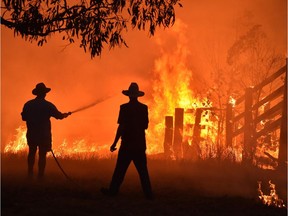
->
[101,82,153,199]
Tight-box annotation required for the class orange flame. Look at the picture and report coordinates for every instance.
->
[4,126,111,159]
[146,20,220,157]
[3,20,226,159]
[3,21,281,165]
[258,180,286,208]
[4,126,27,153]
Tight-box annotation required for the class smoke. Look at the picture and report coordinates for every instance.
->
[1,0,286,151]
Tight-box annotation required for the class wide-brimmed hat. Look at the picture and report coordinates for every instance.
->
[32,82,51,95]
[122,82,144,97]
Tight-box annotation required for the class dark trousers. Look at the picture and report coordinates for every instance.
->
[28,145,47,178]
[109,148,152,197]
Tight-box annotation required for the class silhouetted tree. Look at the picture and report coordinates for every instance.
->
[203,22,285,163]
[1,0,182,57]
[227,25,284,91]
[226,24,285,166]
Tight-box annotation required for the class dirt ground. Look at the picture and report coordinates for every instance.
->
[1,153,287,216]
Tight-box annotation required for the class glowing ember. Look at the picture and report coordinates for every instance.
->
[257,180,286,208]
[229,96,236,107]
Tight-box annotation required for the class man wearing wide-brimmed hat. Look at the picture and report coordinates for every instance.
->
[101,82,153,199]
[21,82,71,180]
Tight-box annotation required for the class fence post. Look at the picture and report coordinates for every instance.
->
[192,108,202,160]
[173,108,184,159]
[163,116,173,159]
[278,69,287,170]
[226,103,233,148]
[243,87,254,164]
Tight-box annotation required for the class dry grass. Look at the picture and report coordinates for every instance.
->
[1,153,287,216]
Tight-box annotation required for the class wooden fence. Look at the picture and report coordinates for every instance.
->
[163,63,287,168]
[226,64,287,168]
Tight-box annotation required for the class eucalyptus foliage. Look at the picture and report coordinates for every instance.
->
[1,0,182,57]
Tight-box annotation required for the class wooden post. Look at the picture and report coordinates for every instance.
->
[276,60,287,201]
[192,108,202,160]
[278,69,287,170]
[173,108,184,159]
[243,87,254,164]
[226,103,233,147]
[163,116,173,158]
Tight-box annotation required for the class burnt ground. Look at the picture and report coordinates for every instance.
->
[1,153,287,216]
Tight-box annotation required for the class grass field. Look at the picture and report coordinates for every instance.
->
[1,153,287,216]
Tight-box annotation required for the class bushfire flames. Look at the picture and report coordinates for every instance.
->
[3,24,225,160]
[2,37,286,208]
[3,21,281,167]
[4,126,111,158]
[257,180,286,208]
[3,20,220,159]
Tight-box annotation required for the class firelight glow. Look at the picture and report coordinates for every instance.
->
[1,0,286,163]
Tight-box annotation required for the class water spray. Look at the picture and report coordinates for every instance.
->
[70,95,115,114]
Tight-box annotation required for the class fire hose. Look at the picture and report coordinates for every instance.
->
[50,149,80,187]
[50,95,114,186]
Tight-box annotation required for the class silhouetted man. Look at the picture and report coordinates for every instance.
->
[21,82,71,179]
[101,82,153,199]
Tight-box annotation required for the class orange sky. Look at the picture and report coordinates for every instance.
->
[1,0,287,152]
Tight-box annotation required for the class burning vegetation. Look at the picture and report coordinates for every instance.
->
[4,41,286,170]
[258,180,286,208]
[1,1,287,215]
[2,12,287,212]
[3,56,287,210]
[4,126,111,159]
[3,48,287,211]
